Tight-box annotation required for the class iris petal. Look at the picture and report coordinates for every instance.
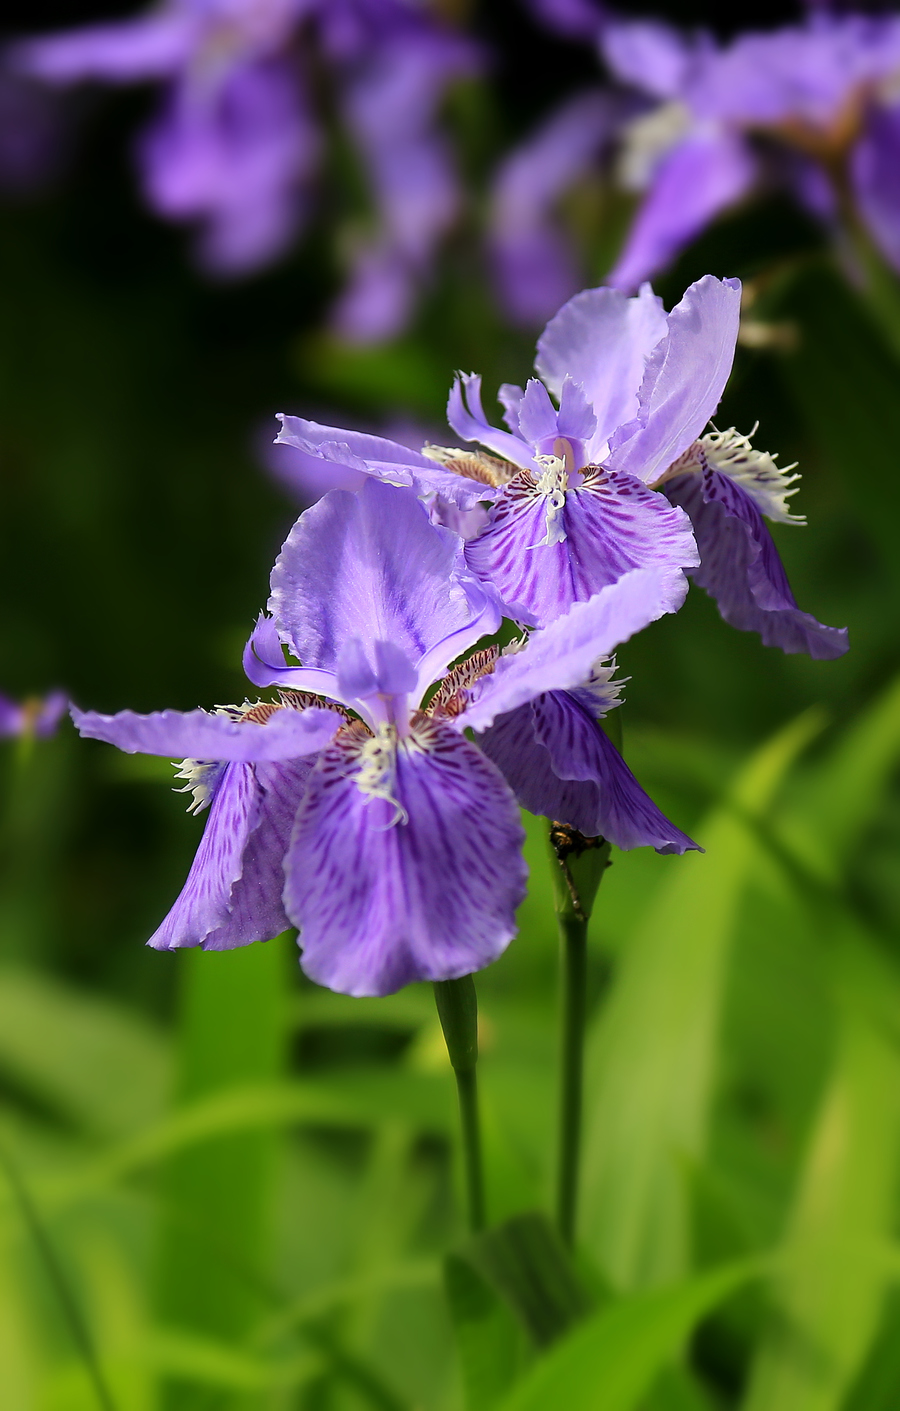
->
[284,718,527,997]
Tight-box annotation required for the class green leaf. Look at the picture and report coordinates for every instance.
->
[0,966,169,1137]
[496,1258,765,1411]
[741,933,900,1411]
[154,941,289,1410]
[581,713,822,1288]
[464,1212,593,1348]
[444,1252,523,1411]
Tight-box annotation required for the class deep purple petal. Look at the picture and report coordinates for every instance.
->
[72,703,340,761]
[665,469,849,659]
[463,469,696,627]
[851,103,900,275]
[462,567,688,732]
[607,131,755,294]
[284,718,527,996]
[478,694,699,854]
[607,274,742,486]
[269,479,494,677]
[200,758,312,952]
[535,282,668,454]
[149,761,259,951]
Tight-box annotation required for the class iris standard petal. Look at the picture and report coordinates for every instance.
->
[602,20,700,100]
[607,274,742,486]
[149,761,259,951]
[71,702,341,760]
[269,478,490,675]
[284,718,527,997]
[447,375,541,470]
[463,469,697,628]
[461,566,688,732]
[535,283,668,455]
[478,693,699,854]
[606,131,756,295]
[664,468,849,659]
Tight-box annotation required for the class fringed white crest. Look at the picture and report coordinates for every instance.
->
[354,722,408,827]
[574,656,627,718]
[658,425,804,524]
[532,454,570,547]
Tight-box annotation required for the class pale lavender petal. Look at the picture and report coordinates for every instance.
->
[665,469,848,659]
[12,15,196,83]
[200,758,312,951]
[269,479,492,675]
[851,102,900,275]
[149,762,259,951]
[602,20,702,100]
[276,413,485,509]
[461,567,688,733]
[242,614,342,696]
[478,694,699,853]
[498,384,525,434]
[463,470,696,627]
[447,375,541,470]
[607,274,742,485]
[535,283,668,454]
[335,638,417,702]
[517,378,561,446]
[284,718,527,996]
[557,377,598,445]
[72,703,340,760]
[606,131,756,294]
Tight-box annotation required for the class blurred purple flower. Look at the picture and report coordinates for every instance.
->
[0,689,68,740]
[278,275,848,657]
[599,9,900,288]
[13,0,475,337]
[488,90,620,328]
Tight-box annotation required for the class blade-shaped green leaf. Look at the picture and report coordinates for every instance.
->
[582,713,822,1289]
[444,1252,523,1411]
[741,931,900,1411]
[463,1212,593,1348]
[497,1258,764,1411]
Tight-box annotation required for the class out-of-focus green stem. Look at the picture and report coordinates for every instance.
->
[548,824,611,1248]
[434,975,485,1233]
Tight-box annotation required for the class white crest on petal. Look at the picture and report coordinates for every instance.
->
[575,656,627,718]
[173,758,227,815]
[657,425,805,524]
[616,100,694,191]
[354,722,408,827]
[532,454,570,547]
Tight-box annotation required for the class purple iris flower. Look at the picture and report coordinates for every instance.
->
[0,689,68,740]
[600,10,900,289]
[276,275,848,658]
[73,478,695,995]
[13,1,474,337]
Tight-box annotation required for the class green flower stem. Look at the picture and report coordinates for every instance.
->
[548,825,611,1248]
[434,975,485,1233]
